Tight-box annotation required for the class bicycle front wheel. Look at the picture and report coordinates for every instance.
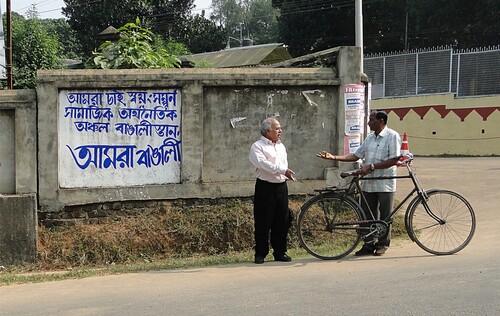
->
[407,190,476,255]
[298,193,362,260]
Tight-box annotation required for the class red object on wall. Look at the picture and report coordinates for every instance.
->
[383,105,500,121]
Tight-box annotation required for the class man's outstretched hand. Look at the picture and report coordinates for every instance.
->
[316,151,333,160]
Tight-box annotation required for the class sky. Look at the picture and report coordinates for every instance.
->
[10,0,212,19]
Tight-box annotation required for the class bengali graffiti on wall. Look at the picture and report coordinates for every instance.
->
[58,89,181,188]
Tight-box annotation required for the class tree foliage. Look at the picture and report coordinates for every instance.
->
[89,18,181,69]
[63,0,201,58]
[404,0,500,49]
[178,11,227,53]
[41,18,83,60]
[10,9,60,89]
[242,0,280,44]
[274,1,354,57]
[211,0,280,46]
[62,0,226,56]
[273,0,500,56]
[211,0,242,32]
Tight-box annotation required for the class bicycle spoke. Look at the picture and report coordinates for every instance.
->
[298,193,362,260]
[408,190,475,255]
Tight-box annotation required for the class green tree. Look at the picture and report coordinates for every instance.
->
[363,0,407,53]
[63,0,195,58]
[274,1,354,57]
[405,0,500,49]
[10,8,60,89]
[180,12,226,53]
[273,0,500,56]
[89,18,181,69]
[41,18,83,60]
[241,0,280,44]
[464,0,500,48]
[211,0,243,32]
[211,0,280,46]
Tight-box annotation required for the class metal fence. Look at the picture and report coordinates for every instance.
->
[364,46,500,99]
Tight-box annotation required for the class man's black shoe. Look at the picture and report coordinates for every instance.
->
[373,248,387,256]
[354,247,375,256]
[274,254,292,262]
[254,256,265,264]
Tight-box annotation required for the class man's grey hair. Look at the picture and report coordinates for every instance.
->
[261,117,276,136]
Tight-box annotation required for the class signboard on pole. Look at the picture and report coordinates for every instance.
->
[343,84,365,154]
[0,3,6,79]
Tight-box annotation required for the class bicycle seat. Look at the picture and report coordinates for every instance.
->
[314,186,338,192]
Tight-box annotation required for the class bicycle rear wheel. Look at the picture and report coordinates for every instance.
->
[407,190,476,255]
[298,193,362,260]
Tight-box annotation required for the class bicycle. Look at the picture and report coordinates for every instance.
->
[297,155,476,260]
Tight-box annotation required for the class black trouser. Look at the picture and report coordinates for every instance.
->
[253,178,289,258]
[360,191,394,249]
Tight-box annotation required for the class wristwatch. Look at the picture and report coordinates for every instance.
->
[370,163,375,172]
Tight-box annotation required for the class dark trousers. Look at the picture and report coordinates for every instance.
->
[360,191,394,249]
[253,178,289,258]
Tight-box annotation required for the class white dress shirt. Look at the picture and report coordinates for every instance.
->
[249,136,289,183]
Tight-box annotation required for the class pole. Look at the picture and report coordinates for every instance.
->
[239,22,244,47]
[405,9,409,50]
[6,0,13,89]
[355,0,363,73]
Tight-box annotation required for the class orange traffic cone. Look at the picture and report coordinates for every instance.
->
[397,133,412,166]
[400,132,409,156]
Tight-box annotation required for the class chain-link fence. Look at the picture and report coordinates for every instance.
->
[365,46,500,99]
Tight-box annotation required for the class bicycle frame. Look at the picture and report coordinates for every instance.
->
[342,163,432,224]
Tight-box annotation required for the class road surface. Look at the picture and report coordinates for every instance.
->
[1,157,499,315]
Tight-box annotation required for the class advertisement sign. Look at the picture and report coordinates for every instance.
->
[0,3,5,79]
[344,84,365,153]
[344,84,364,136]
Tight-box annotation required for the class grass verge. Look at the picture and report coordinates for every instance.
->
[0,197,408,286]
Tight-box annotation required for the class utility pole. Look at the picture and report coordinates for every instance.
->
[239,22,244,47]
[355,0,363,72]
[6,0,13,89]
[404,0,409,51]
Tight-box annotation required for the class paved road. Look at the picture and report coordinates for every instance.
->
[1,157,499,316]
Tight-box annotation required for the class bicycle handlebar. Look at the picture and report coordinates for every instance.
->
[340,169,362,178]
[340,153,414,179]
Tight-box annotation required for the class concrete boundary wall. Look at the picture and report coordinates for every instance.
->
[36,46,363,214]
[0,90,37,194]
[0,194,37,265]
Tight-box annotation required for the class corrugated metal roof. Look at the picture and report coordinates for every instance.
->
[188,43,292,68]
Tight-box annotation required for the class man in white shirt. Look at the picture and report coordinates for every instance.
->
[249,117,296,264]
[317,111,401,256]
